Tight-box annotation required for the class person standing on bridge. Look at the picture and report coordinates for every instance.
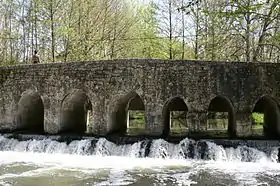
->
[32,50,40,64]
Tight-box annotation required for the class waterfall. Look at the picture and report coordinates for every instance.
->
[0,135,278,163]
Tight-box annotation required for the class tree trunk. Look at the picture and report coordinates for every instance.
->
[181,0,185,59]
[169,0,172,59]
[50,0,55,62]
[245,13,251,62]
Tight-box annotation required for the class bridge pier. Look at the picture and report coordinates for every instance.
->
[44,100,60,134]
[235,112,251,137]
[0,93,18,132]
[90,100,107,136]
[146,104,163,136]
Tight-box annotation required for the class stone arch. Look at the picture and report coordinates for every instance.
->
[16,90,44,133]
[252,96,280,138]
[207,96,236,137]
[60,89,92,134]
[109,92,145,135]
[162,97,188,136]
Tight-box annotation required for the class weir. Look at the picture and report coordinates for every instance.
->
[0,134,279,163]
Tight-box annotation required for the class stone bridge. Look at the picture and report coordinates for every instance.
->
[0,59,280,139]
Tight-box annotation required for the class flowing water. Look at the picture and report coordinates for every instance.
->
[0,134,279,186]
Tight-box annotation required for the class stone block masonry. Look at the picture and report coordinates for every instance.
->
[0,59,280,139]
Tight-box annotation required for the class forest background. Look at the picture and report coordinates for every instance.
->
[0,0,279,66]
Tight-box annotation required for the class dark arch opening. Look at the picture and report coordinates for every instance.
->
[109,92,145,135]
[60,90,92,134]
[207,96,236,137]
[163,97,188,137]
[252,96,280,139]
[16,90,44,133]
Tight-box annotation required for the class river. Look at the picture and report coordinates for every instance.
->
[0,135,279,186]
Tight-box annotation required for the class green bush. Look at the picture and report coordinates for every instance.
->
[128,111,145,128]
[252,113,264,124]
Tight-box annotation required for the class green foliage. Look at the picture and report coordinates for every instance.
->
[251,112,263,136]
[128,111,145,128]
[252,113,264,125]
[0,0,279,65]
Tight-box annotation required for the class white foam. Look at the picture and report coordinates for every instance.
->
[0,151,189,170]
[95,170,136,186]
[0,180,12,186]
[94,138,143,157]
[0,151,279,185]
[169,172,198,186]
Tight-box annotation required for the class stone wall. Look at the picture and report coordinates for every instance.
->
[0,59,280,138]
